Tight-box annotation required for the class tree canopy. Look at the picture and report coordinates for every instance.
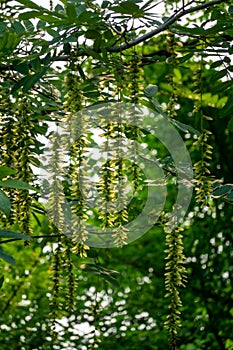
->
[0,1,233,349]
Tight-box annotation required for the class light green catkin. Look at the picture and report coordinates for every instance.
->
[12,100,35,237]
[164,225,187,349]
[192,60,213,208]
[63,73,90,257]
[166,32,179,119]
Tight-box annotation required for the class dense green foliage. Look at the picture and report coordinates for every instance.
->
[0,0,233,349]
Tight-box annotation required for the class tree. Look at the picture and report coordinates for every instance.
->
[0,0,233,349]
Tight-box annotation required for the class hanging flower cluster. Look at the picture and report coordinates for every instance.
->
[13,100,35,236]
[164,225,187,350]
[166,32,179,119]
[193,129,213,207]
[0,94,17,226]
[192,64,213,208]
[47,131,67,233]
[0,96,35,236]
[127,55,144,193]
[63,73,89,257]
[160,36,188,346]
[48,72,87,326]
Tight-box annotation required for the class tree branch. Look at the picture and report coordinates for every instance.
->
[0,223,162,244]
[0,0,226,74]
[107,0,226,53]
[0,234,63,244]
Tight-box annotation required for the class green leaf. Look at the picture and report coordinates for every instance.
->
[0,247,16,265]
[12,67,47,94]
[0,229,31,240]
[76,4,87,16]
[55,4,64,13]
[145,84,158,98]
[93,36,102,51]
[173,24,206,35]
[226,191,233,201]
[110,5,127,14]
[42,52,51,65]
[0,33,8,51]
[178,53,193,64]
[212,80,233,94]
[203,106,220,119]
[1,32,18,51]
[47,28,58,37]
[84,263,119,277]
[85,30,100,39]
[19,11,40,20]
[210,60,223,69]
[0,22,6,33]
[0,166,16,179]
[210,69,227,82]
[101,1,109,9]
[23,19,35,32]
[227,116,233,132]
[170,119,199,135]
[120,1,140,13]
[77,64,86,80]
[37,14,63,24]
[77,10,94,23]
[0,275,4,289]
[66,3,77,19]
[83,91,100,98]
[13,21,25,34]
[16,0,42,10]
[85,48,101,59]
[101,267,120,278]
[84,264,101,274]
[40,42,49,55]
[0,189,11,216]
[104,29,114,41]
[213,184,233,197]
[0,179,39,192]
[220,98,233,118]
[226,339,233,350]
[30,57,41,72]
[86,249,98,259]
[37,20,46,29]
[223,56,231,64]
[14,62,30,75]
[110,2,142,16]
[100,271,120,288]
[23,68,47,92]
[84,262,120,287]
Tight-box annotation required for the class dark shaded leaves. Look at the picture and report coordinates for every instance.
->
[0,247,16,265]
